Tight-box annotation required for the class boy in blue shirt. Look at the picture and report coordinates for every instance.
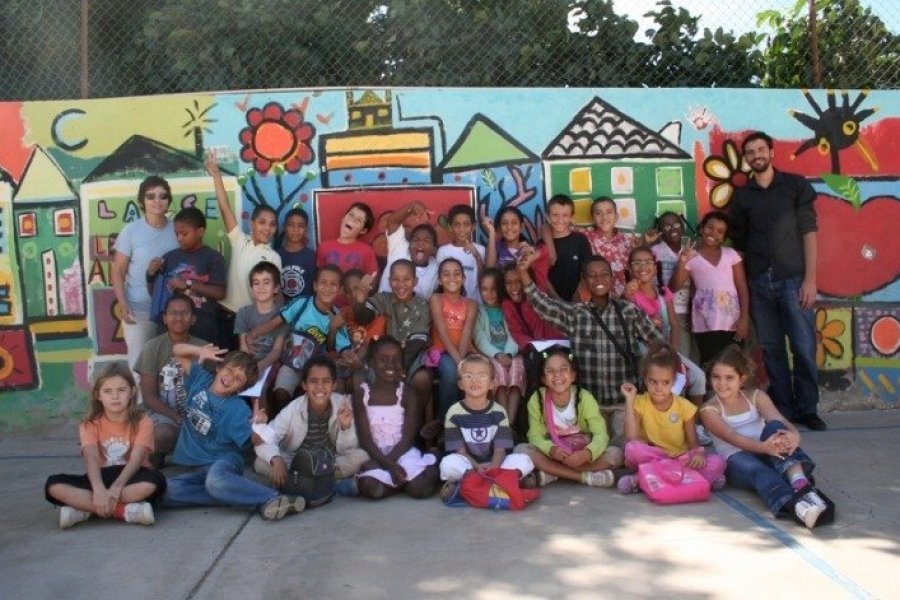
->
[163,345,305,520]
[247,265,353,414]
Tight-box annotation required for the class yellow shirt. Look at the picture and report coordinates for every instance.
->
[633,393,697,457]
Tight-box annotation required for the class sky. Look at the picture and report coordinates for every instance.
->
[612,0,899,38]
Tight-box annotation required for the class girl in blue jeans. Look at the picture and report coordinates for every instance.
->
[700,345,830,529]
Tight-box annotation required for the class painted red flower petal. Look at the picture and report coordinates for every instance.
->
[300,144,315,163]
[296,123,314,142]
[283,156,302,173]
[239,128,254,145]
[240,146,257,162]
[246,108,263,127]
[283,110,302,129]
[262,102,283,121]
[254,157,273,173]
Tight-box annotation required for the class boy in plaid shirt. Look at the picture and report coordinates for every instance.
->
[517,251,664,430]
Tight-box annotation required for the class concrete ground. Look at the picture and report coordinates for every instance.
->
[1,410,897,600]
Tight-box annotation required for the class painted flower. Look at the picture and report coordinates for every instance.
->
[815,309,846,367]
[239,102,316,174]
[703,139,750,209]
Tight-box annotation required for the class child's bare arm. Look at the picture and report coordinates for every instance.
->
[386,201,427,235]
[351,386,398,471]
[108,443,148,502]
[206,150,238,233]
[621,383,641,442]
[482,216,497,268]
[82,445,113,517]
[173,343,227,374]
[665,299,680,350]
[430,294,460,361]
[246,314,287,345]
[732,260,750,342]
[456,299,478,356]
[487,446,506,470]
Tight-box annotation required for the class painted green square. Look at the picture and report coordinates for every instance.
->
[655,167,683,197]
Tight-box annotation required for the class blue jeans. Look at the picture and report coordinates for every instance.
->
[163,454,279,509]
[750,272,819,420]
[436,353,462,420]
[725,421,815,516]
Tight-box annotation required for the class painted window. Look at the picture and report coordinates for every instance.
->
[569,167,592,194]
[18,212,36,238]
[655,167,684,197]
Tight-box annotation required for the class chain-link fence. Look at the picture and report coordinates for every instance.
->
[2,0,898,101]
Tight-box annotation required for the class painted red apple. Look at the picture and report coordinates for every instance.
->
[816,194,900,297]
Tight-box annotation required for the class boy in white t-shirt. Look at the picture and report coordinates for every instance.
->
[378,201,439,298]
[436,204,485,301]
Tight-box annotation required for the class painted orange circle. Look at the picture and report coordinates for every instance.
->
[253,122,296,161]
[0,347,14,381]
[870,315,900,356]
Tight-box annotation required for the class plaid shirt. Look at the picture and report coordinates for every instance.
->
[525,282,665,406]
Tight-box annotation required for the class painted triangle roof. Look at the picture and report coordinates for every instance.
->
[83,135,209,183]
[543,97,690,160]
[441,114,538,172]
[14,146,75,203]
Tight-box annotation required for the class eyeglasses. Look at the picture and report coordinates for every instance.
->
[544,366,572,376]
[460,373,491,383]
[630,259,655,267]
[661,223,682,231]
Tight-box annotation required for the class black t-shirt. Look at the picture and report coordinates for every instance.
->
[547,232,592,302]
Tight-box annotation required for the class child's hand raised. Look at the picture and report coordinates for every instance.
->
[678,238,697,262]
[620,382,638,403]
[516,248,538,271]
[198,344,228,362]
[623,279,639,300]
[329,313,345,332]
[337,396,353,430]
[481,215,495,238]
[205,149,221,178]
[643,228,661,245]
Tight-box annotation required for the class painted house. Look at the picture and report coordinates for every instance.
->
[79,135,241,357]
[319,91,436,187]
[542,96,696,229]
[440,114,543,243]
[12,146,86,341]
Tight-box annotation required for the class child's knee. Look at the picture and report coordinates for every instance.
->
[439,454,471,482]
[357,477,385,499]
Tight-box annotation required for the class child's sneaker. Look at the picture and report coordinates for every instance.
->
[59,507,91,529]
[536,470,558,488]
[582,470,615,488]
[804,489,827,509]
[123,502,155,526]
[439,481,458,503]
[617,474,639,494]
[260,495,306,521]
[712,476,727,490]
[794,495,826,529]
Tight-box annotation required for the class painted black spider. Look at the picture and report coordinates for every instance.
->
[789,89,878,174]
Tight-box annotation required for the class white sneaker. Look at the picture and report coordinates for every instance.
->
[794,497,825,529]
[583,470,615,488]
[804,490,827,509]
[123,502,155,526]
[59,507,91,529]
[697,425,713,446]
[260,495,305,521]
[536,471,559,487]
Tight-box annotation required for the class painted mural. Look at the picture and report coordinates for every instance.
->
[0,87,898,429]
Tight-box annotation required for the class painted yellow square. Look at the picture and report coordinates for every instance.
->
[569,168,592,195]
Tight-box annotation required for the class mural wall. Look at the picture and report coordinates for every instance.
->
[0,88,897,429]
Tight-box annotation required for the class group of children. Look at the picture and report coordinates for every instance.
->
[44,165,831,531]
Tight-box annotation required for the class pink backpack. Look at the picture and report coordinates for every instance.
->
[637,458,711,505]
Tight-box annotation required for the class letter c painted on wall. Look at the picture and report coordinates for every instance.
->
[51,109,88,152]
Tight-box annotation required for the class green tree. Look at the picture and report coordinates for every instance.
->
[758,0,900,88]
[640,0,764,87]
